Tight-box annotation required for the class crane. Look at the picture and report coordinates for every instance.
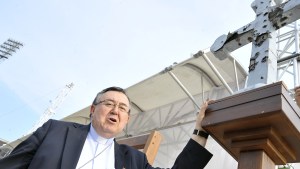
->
[26,83,74,134]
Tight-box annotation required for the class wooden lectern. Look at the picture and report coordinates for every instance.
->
[117,131,162,165]
[202,81,300,169]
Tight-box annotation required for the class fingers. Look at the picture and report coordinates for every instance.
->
[198,100,214,116]
[294,86,300,107]
[202,99,214,107]
[294,86,300,94]
[295,88,300,96]
[207,99,214,104]
[199,102,208,113]
[195,100,213,130]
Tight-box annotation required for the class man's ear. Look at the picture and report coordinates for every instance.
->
[126,115,130,123]
[90,105,95,118]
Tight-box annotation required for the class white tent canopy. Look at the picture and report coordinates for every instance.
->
[63,48,248,168]
[64,48,247,125]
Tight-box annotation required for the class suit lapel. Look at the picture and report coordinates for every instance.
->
[114,141,129,169]
[61,123,90,169]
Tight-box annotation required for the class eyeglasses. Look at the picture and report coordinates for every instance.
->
[97,99,129,113]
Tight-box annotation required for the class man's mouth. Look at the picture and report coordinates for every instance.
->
[108,117,117,123]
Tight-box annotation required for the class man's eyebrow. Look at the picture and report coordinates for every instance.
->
[105,99,129,107]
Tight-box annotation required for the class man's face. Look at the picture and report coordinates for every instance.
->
[90,91,130,138]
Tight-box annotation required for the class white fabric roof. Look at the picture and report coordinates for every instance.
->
[63,49,247,123]
[62,49,247,168]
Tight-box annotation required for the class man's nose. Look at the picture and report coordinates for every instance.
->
[111,105,119,114]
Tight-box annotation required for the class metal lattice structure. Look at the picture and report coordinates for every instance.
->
[26,83,74,134]
[0,83,74,159]
[277,20,300,90]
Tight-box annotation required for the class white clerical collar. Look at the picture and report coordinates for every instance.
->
[89,125,114,145]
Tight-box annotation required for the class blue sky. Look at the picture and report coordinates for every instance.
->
[0,0,255,142]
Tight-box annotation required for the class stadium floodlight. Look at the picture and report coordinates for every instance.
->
[0,39,23,63]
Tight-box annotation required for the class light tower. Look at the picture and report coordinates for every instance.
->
[0,39,23,63]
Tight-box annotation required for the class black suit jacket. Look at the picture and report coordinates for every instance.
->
[0,119,212,169]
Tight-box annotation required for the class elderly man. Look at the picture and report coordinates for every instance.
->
[0,86,212,169]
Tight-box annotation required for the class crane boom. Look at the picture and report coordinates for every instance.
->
[26,83,74,134]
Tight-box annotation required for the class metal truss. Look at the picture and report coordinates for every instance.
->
[26,83,75,134]
[119,59,245,140]
[277,20,300,90]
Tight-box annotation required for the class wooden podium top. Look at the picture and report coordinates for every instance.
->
[202,81,300,164]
